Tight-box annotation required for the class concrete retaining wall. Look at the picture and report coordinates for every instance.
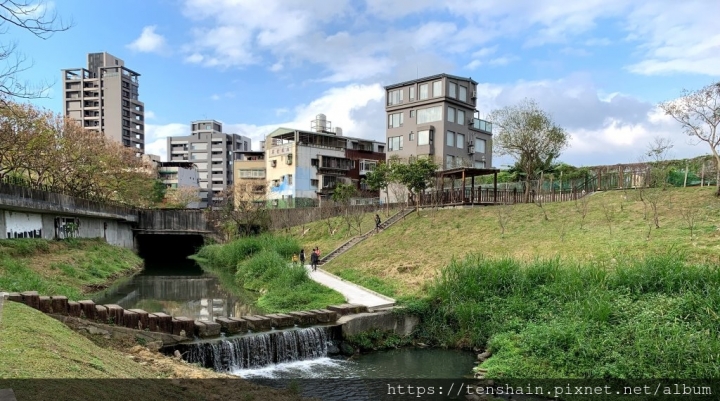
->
[0,210,134,248]
[338,310,420,338]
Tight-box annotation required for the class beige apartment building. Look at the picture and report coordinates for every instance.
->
[62,52,146,155]
[233,151,266,209]
[384,74,493,170]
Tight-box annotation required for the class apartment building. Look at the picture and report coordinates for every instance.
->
[62,52,146,155]
[384,74,493,170]
[233,152,266,209]
[158,161,201,208]
[166,120,251,207]
[265,114,386,208]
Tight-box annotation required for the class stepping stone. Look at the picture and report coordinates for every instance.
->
[326,303,368,315]
[308,309,339,323]
[51,296,68,315]
[172,316,194,337]
[242,315,271,331]
[287,311,317,326]
[194,320,221,338]
[215,317,243,334]
[227,317,248,333]
[265,313,295,328]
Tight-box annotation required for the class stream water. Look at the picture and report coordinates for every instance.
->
[92,260,263,320]
[97,260,477,400]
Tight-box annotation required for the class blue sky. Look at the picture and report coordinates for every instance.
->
[8,0,720,166]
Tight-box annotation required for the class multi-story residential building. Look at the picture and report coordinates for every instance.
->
[157,161,201,208]
[233,152,266,209]
[62,52,146,156]
[264,114,386,208]
[141,155,202,208]
[384,74,493,170]
[166,120,251,206]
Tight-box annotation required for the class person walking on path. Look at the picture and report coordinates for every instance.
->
[299,249,305,266]
[310,247,319,272]
[375,214,381,233]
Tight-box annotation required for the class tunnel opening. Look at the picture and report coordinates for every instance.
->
[135,234,206,273]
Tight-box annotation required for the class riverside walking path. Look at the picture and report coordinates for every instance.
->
[306,266,396,310]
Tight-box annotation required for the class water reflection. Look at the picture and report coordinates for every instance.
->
[93,260,261,320]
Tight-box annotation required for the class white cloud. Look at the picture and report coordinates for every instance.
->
[126,26,167,54]
[474,76,708,166]
[145,111,157,120]
[210,92,235,101]
[624,1,720,76]
[145,123,188,161]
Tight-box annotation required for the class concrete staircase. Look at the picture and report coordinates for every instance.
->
[317,208,415,267]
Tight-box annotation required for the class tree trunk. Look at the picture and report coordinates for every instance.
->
[713,152,720,197]
[524,177,531,203]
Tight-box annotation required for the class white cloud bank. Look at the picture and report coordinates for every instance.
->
[126,26,167,54]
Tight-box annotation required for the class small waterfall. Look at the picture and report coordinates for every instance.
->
[174,326,334,372]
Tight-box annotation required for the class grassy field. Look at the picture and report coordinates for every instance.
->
[322,187,720,297]
[0,301,311,400]
[0,238,143,299]
[193,234,345,312]
[285,207,400,258]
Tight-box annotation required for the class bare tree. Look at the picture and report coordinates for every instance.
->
[320,200,342,236]
[1,0,72,101]
[575,193,591,230]
[679,207,700,240]
[535,171,549,221]
[495,202,513,238]
[599,198,615,235]
[659,82,720,196]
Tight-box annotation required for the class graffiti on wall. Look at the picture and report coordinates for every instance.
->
[5,211,43,239]
[55,217,80,239]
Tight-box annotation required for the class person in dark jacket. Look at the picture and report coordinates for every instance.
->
[310,247,319,271]
[299,249,306,266]
[375,214,381,233]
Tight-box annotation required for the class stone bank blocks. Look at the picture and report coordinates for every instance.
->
[4,291,377,340]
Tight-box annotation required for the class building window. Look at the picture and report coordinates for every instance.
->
[446,155,455,169]
[447,106,455,123]
[311,179,319,187]
[456,133,465,149]
[378,145,385,153]
[311,158,319,167]
[409,86,415,100]
[449,82,457,98]
[287,174,293,185]
[388,112,404,128]
[433,81,442,97]
[410,110,414,118]
[457,109,466,125]
[388,89,403,105]
[417,106,442,124]
[388,136,403,151]
[475,138,487,153]
[409,132,415,141]
[447,130,456,147]
[419,83,429,100]
[418,130,432,146]
[459,86,467,102]
[475,161,486,168]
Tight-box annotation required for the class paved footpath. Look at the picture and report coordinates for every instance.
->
[305,266,396,310]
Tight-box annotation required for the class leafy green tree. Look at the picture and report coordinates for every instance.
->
[489,98,569,202]
[363,161,391,215]
[391,157,438,211]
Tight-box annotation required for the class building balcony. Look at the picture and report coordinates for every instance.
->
[471,118,493,133]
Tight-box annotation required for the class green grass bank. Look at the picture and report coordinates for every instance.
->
[0,238,143,299]
[193,234,344,312]
[408,253,720,379]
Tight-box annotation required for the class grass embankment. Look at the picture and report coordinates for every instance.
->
[193,234,344,312]
[0,238,143,299]
[0,301,310,400]
[323,187,719,298]
[410,254,720,378]
[285,207,400,258]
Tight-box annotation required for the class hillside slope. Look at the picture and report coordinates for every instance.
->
[323,187,720,297]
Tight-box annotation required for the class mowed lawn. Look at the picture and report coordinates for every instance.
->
[321,187,720,297]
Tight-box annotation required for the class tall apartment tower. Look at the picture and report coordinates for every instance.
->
[62,52,145,155]
[167,120,252,207]
[384,73,493,170]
